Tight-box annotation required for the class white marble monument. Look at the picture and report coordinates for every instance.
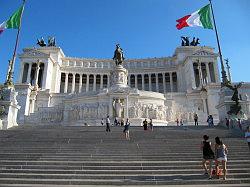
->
[13,43,250,126]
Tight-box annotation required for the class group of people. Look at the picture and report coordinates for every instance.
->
[201,135,228,180]
[101,116,131,140]
[175,113,198,126]
[207,115,214,127]
[101,116,155,140]
[143,119,153,131]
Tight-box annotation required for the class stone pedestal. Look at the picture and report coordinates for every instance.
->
[216,87,249,124]
[0,86,20,130]
[110,65,128,87]
[15,84,33,125]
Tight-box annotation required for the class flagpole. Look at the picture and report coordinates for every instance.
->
[5,0,26,87]
[208,0,228,86]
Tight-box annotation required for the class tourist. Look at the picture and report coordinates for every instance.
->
[214,137,228,180]
[123,118,130,140]
[106,115,111,132]
[180,119,183,126]
[245,126,250,150]
[200,135,214,179]
[176,118,179,126]
[120,119,124,126]
[207,115,214,127]
[194,113,198,126]
[225,118,230,129]
[149,119,153,131]
[143,119,148,130]
[101,118,104,126]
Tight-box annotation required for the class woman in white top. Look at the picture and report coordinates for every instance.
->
[215,137,228,180]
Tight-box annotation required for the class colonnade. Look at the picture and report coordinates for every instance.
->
[193,62,216,88]
[128,72,178,93]
[60,73,110,94]
[20,62,45,88]
[60,71,178,94]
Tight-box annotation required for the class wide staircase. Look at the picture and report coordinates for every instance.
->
[0,125,249,186]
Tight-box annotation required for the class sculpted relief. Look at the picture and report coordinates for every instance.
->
[128,102,167,120]
[68,103,108,121]
[39,108,63,123]
[110,71,127,85]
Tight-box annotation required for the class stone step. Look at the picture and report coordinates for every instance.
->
[1,159,249,166]
[2,184,250,187]
[0,164,249,169]
[1,168,249,175]
[0,177,249,185]
[0,126,248,186]
[1,164,249,170]
[0,172,250,179]
[0,152,248,156]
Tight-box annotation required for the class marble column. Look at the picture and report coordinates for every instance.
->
[71,73,76,93]
[149,74,152,91]
[205,63,211,83]
[41,62,48,89]
[198,62,203,87]
[93,74,96,91]
[156,73,159,92]
[162,72,166,93]
[100,74,103,89]
[202,98,208,115]
[79,74,82,93]
[190,62,196,89]
[26,63,32,84]
[86,74,89,92]
[135,74,138,88]
[34,61,41,90]
[18,64,24,83]
[109,97,113,118]
[176,71,180,92]
[126,95,129,118]
[170,72,173,92]
[64,73,68,93]
[142,74,145,90]
[128,75,131,86]
[213,61,220,83]
[107,75,110,88]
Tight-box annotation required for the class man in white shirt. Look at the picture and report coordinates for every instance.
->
[245,126,250,150]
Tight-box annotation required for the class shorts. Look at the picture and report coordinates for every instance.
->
[217,157,227,162]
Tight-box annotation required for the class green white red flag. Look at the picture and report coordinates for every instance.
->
[176,4,213,30]
[0,6,24,34]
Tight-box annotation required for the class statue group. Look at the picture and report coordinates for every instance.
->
[225,82,243,115]
[113,44,125,66]
[181,37,200,46]
[37,36,56,47]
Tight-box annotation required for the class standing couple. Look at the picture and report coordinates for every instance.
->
[201,135,228,180]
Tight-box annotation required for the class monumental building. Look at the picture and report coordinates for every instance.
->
[14,44,250,126]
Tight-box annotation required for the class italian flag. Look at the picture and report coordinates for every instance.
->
[176,4,213,30]
[0,6,24,35]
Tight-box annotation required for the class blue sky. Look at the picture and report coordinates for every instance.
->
[0,0,249,83]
